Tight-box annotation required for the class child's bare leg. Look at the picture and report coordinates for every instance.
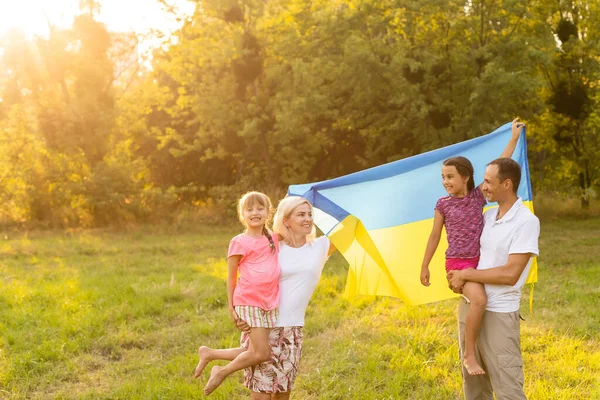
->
[193,346,246,378]
[204,328,271,395]
[250,392,271,400]
[462,280,487,375]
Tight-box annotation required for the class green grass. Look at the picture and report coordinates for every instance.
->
[0,219,599,399]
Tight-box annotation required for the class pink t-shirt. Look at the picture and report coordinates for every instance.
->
[228,233,280,311]
[435,187,487,259]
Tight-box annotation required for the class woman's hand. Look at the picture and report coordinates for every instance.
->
[230,308,251,332]
[235,318,251,333]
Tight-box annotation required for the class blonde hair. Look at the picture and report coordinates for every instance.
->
[273,196,316,246]
[237,191,275,252]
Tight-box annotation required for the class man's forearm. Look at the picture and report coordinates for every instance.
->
[461,266,518,286]
[463,253,532,286]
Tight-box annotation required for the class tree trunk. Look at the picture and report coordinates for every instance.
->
[579,171,590,209]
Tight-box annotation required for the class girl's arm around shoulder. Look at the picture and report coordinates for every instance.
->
[471,185,486,205]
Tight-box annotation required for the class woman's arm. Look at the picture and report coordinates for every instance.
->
[227,255,242,324]
[420,210,445,286]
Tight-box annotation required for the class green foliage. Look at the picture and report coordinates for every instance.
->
[526,0,600,205]
[1,0,600,227]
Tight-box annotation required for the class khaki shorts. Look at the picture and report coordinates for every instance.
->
[234,305,278,328]
[458,299,526,400]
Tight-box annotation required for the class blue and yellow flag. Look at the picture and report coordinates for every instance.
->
[288,122,536,306]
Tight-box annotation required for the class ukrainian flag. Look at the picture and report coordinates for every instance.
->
[288,122,536,306]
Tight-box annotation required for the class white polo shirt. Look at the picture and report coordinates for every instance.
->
[478,198,540,313]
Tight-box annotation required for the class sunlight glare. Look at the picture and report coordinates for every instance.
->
[0,0,77,37]
[0,0,194,38]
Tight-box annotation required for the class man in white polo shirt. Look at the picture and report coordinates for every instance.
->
[447,157,540,400]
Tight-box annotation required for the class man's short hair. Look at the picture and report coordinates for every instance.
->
[488,158,521,194]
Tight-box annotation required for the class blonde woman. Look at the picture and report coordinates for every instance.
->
[195,196,335,399]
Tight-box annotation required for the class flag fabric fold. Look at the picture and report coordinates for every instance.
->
[288,122,537,306]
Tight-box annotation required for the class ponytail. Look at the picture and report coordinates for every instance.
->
[263,226,276,253]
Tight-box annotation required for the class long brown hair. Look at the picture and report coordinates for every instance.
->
[443,156,475,193]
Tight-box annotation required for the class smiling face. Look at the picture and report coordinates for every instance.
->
[241,201,268,229]
[483,158,521,204]
[482,164,505,203]
[237,192,272,231]
[441,165,469,196]
[284,203,313,237]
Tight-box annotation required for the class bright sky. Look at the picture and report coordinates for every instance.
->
[0,0,195,38]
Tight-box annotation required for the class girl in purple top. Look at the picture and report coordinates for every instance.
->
[420,118,525,376]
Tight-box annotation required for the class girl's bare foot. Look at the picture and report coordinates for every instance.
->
[193,346,212,378]
[464,356,486,375]
[204,365,225,395]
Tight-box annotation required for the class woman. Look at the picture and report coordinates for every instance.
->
[194,196,335,399]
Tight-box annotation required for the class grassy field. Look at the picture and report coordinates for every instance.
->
[0,217,599,399]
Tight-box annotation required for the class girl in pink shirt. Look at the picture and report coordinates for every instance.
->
[195,191,280,395]
[420,118,524,376]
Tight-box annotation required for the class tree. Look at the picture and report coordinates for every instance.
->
[529,0,600,207]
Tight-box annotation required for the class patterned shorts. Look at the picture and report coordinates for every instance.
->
[235,305,278,328]
[240,326,304,393]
